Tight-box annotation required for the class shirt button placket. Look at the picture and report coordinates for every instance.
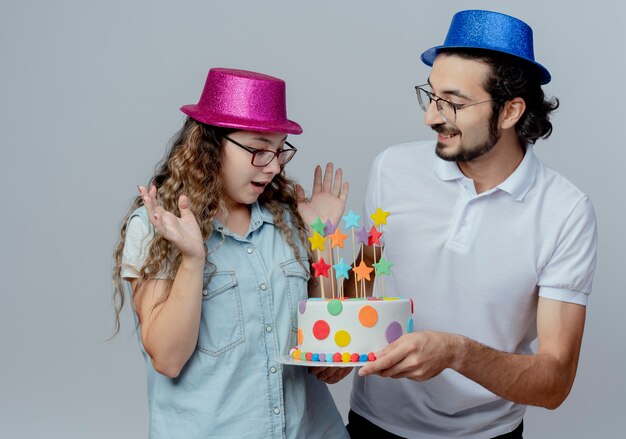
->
[246,242,284,434]
[264,318,282,431]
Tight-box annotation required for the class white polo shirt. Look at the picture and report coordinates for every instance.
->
[350,141,597,439]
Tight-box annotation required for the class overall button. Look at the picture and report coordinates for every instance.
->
[273,408,280,415]
[260,283,267,291]
[247,248,254,254]
[265,325,273,333]
[202,289,208,296]
[270,366,277,373]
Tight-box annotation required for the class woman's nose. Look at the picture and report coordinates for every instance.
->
[263,155,281,174]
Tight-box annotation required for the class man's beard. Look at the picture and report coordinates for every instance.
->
[434,113,501,163]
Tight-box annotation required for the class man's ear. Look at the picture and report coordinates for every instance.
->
[500,97,526,130]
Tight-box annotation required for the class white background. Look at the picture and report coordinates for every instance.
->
[1,1,624,437]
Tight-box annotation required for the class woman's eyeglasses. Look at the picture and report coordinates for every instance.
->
[224,135,297,167]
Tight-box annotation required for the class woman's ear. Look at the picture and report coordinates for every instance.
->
[500,97,526,130]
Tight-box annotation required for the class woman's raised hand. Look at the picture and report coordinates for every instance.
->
[296,162,349,228]
[138,185,206,261]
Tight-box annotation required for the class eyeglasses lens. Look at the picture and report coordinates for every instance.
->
[252,149,296,166]
[416,87,455,122]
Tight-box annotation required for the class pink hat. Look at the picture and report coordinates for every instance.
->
[180,68,302,134]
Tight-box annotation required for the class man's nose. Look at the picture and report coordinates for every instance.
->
[424,100,447,126]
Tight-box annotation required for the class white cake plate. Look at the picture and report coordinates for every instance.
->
[276,354,369,367]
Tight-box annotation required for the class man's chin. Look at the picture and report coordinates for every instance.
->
[435,142,458,162]
[436,140,498,163]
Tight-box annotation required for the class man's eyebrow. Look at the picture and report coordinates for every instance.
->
[426,78,472,101]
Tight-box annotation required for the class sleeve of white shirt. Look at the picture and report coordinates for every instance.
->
[538,196,598,306]
[121,216,169,280]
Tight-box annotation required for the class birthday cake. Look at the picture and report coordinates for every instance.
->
[289,208,414,363]
[291,297,413,363]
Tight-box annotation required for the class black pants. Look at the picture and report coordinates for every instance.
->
[346,410,524,439]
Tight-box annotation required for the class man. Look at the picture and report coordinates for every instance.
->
[344,10,597,439]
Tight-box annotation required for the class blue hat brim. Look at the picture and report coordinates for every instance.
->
[421,46,551,85]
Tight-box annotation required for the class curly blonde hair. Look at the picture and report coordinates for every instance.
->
[111,118,310,335]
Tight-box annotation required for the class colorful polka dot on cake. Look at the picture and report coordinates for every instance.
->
[312,320,330,340]
[358,305,378,327]
[327,299,343,316]
[385,321,403,343]
[335,330,351,347]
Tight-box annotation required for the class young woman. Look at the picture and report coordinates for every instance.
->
[112,68,349,438]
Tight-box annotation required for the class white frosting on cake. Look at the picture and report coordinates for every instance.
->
[294,297,413,362]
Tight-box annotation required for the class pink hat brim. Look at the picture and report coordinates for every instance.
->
[180,104,303,135]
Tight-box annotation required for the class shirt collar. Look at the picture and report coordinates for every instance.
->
[496,145,537,201]
[212,201,275,238]
[250,201,275,229]
[433,145,538,202]
[434,154,466,181]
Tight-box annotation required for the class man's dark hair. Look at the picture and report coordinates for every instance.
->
[440,48,559,144]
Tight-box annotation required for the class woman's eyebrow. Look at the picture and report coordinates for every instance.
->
[249,135,288,144]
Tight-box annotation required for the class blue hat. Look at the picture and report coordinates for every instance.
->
[420,10,551,84]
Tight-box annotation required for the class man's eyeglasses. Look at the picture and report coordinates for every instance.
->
[224,135,297,167]
[415,84,493,123]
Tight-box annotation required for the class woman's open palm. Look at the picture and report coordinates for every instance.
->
[138,185,206,260]
[296,163,349,228]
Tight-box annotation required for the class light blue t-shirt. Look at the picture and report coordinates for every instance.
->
[123,202,348,439]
